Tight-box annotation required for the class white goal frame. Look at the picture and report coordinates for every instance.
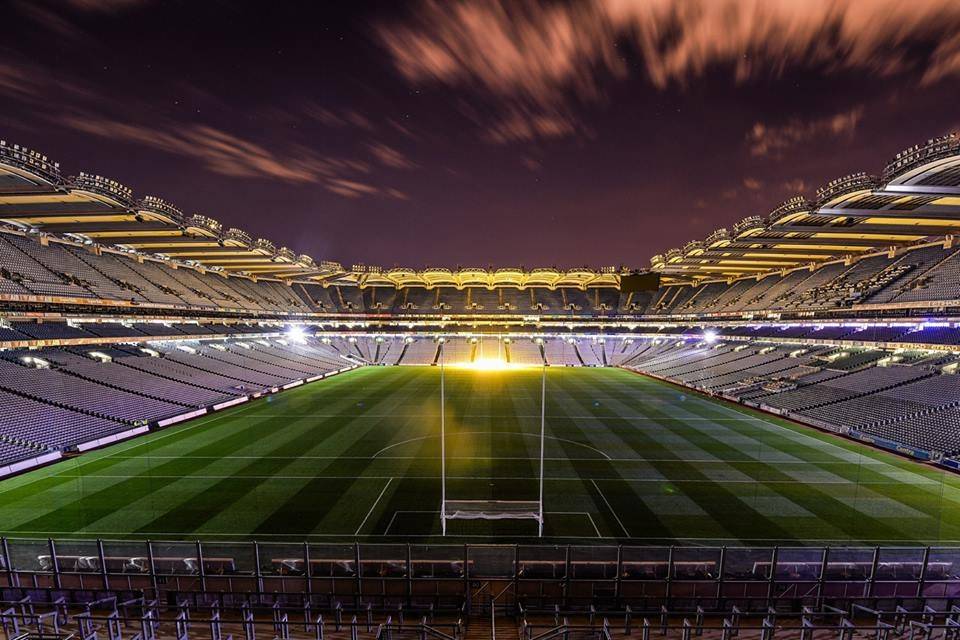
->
[438,339,547,536]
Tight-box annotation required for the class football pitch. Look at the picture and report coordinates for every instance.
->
[1,365,960,545]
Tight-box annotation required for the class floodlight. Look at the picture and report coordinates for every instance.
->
[703,330,718,343]
[285,325,307,343]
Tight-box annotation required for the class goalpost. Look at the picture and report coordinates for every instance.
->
[439,338,547,536]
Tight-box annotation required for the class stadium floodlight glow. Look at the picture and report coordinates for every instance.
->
[286,325,307,343]
[20,356,49,368]
[452,357,531,371]
[703,330,718,343]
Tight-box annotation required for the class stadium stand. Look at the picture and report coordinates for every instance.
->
[0,334,355,467]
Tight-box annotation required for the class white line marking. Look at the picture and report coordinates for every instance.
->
[372,431,612,460]
[591,479,630,537]
[47,474,937,486]
[75,455,903,465]
[355,477,393,535]
[585,512,601,538]
[241,414,770,421]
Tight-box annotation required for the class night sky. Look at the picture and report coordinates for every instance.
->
[2,0,960,270]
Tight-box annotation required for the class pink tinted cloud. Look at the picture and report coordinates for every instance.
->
[746,107,864,157]
[367,142,417,169]
[60,114,406,200]
[378,0,960,141]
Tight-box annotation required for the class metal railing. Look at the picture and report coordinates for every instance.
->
[4,539,960,613]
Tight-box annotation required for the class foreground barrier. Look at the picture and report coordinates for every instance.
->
[3,539,960,615]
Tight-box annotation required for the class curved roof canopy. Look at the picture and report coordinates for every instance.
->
[651,133,960,282]
[0,139,628,289]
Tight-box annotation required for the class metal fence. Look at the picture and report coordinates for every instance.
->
[3,539,960,612]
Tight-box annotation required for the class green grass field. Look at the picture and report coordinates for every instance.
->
[2,365,960,545]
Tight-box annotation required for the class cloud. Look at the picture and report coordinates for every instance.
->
[521,156,542,172]
[377,0,960,141]
[367,142,417,169]
[59,114,407,200]
[483,106,580,144]
[0,61,97,105]
[923,33,960,84]
[783,178,808,193]
[325,178,408,200]
[14,0,152,42]
[62,115,332,183]
[299,103,375,131]
[742,177,762,191]
[746,106,864,157]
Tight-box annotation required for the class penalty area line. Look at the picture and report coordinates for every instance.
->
[591,479,630,538]
[355,477,393,536]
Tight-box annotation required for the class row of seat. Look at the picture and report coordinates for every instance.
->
[0,337,354,467]
[624,339,960,456]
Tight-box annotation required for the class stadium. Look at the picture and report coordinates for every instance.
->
[3,132,960,638]
[8,2,960,639]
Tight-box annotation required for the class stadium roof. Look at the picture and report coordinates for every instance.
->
[0,140,624,289]
[5,134,960,289]
[651,134,960,282]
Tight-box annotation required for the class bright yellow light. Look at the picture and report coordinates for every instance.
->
[449,357,531,371]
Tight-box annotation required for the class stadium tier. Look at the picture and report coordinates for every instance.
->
[5,219,960,319]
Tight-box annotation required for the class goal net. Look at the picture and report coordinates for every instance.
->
[442,500,543,522]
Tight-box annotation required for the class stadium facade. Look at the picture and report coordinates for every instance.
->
[4,135,960,631]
